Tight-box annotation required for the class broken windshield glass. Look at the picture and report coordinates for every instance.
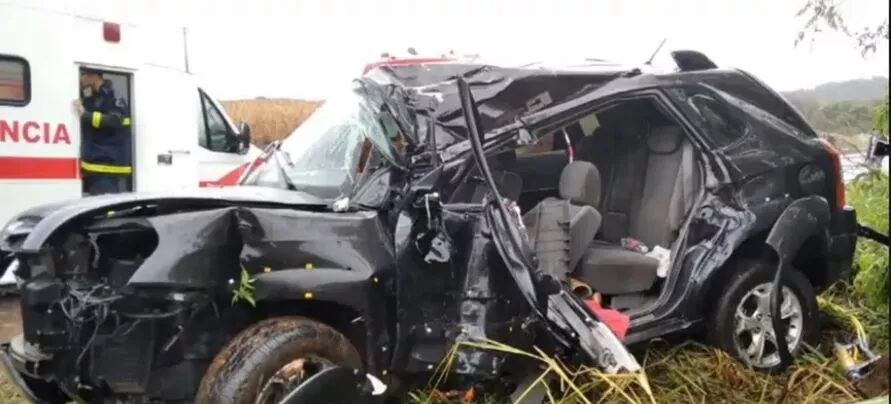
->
[244,81,404,199]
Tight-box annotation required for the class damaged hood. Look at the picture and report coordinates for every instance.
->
[0,186,328,253]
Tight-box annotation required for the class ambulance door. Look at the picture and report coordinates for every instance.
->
[0,4,80,228]
[131,66,199,192]
[195,88,251,187]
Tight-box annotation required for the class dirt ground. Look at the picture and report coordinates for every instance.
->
[0,297,21,341]
[0,297,25,403]
[856,355,890,398]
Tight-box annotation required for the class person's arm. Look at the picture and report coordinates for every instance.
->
[80,98,131,131]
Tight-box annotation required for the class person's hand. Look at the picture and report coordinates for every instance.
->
[72,99,84,116]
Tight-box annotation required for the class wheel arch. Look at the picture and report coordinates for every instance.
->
[699,208,833,314]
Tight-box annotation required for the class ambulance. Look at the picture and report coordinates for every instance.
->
[0,1,260,289]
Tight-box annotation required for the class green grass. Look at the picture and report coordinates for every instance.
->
[848,171,890,308]
[404,286,888,404]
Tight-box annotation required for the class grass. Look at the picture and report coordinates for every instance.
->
[406,286,888,404]
[847,171,890,308]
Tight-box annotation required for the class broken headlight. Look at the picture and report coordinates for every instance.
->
[0,217,38,250]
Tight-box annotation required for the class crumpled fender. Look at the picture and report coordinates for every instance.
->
[764,196,831,264]
[251,268,371,314]
[764,195,830,368]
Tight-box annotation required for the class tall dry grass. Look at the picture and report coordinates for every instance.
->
[221,98,322,147]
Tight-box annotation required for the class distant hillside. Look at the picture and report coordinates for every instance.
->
[783,76,889,104]
[781,77,889,137]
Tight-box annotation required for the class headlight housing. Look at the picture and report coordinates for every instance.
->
[0,216,38,250]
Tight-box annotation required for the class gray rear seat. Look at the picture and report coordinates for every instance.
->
[523,161,602,281]
[573,126,700,295]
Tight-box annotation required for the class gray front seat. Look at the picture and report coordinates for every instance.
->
[573,126,699,295]
[523,161,603,281]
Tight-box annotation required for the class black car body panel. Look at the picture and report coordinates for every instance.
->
[2,186,328,253]
[0,51,864,403]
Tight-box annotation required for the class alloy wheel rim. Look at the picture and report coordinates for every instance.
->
[732,282,804,368]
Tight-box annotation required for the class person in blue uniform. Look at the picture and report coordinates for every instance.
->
[74,68,132,195]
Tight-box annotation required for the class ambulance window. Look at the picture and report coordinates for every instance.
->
[198,92,232,152]
[0,55,29,106]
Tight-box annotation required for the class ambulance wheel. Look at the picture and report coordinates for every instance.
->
[195,316,363,404]
[707,259,819,371]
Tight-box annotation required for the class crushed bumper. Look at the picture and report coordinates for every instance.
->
[0,336,68,404]
[0,343,40,403]
[827,206,859,283]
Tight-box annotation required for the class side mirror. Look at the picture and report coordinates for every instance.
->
[235,121,252,155]
[866,134,889,161]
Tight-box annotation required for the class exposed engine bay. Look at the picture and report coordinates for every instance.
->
[1,191,400,402]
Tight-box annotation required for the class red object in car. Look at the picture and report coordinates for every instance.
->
[585,299,630,340]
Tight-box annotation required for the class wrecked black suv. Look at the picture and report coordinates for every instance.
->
[0,51,859,403]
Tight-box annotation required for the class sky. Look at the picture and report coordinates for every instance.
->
[137,0,890,100]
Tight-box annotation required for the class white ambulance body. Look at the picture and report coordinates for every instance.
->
[0,1,260,230]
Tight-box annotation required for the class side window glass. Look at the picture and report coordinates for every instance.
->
[197,96,209,148]
[0,55,30,106]
[197,91,232,152]
[669,87,747,148]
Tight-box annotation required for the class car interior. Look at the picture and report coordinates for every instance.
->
[448,98,703,313]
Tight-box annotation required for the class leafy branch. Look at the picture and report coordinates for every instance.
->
[796,0,889,56]
[231,267,256,307]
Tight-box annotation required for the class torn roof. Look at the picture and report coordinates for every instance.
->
[364,62,629,151]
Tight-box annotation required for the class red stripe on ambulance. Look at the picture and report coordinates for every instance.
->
[0,156,79,180]
[0,119,76,179]
[198,153,269,187]
[199,163,247,187]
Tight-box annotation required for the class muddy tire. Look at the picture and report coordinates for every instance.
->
[195,316,362,404]
[707,259,819,371]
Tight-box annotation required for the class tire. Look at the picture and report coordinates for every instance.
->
[195,316,363,404]
[707,259,819,371]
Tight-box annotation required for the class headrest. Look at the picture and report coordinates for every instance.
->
[558,161,601,207]
[646,126,684,154]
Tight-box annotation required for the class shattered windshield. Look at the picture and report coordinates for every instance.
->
[244,81,403,199]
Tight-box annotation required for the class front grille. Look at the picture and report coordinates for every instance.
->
[89,321,156,394]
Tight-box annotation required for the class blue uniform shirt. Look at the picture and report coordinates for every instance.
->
[80,80,132,175]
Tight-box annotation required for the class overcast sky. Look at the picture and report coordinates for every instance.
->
[139,0,889,100]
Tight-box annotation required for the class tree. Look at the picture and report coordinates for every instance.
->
[796,0,889,56]
[796,0,889,138]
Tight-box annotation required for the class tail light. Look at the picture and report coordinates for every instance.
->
[817,138,846,208]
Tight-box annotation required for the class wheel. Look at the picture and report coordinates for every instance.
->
[707,259,819,370]
[195,316,363,404]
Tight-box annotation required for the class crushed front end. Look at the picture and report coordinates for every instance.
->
[0,225,203,402]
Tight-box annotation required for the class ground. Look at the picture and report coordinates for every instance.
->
[0,298,24,403]
[0,290,887,403]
